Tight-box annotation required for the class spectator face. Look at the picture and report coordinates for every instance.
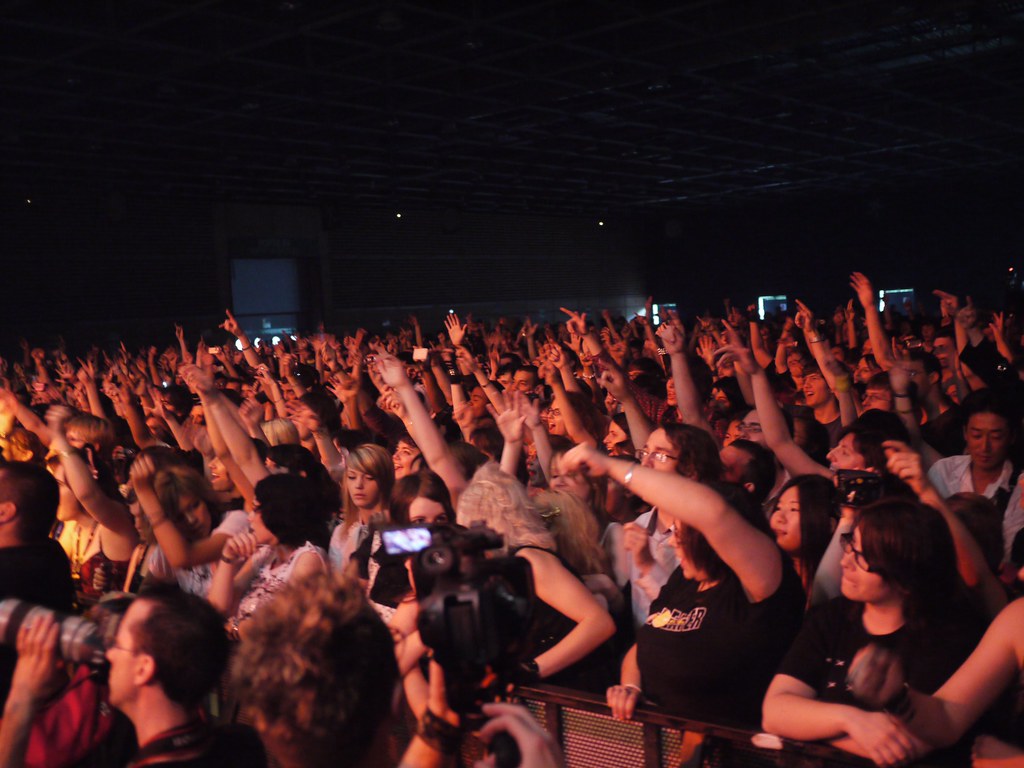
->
[736,412,766,445]
[862,386,893,412]
[249,501,276,546]
[543,405,566,436]
[468,387,488,419]
[827,433,867,471]
[770,486,801,555]
[512,370,538,393]
[839,527,895,606]
[802,372,831,408]
[932,337,956,370]
[854,357,879,384]
[346,470,381,511]
[392,441,422,480]
[409,497,449,525]
[637,428,679,473]
[177,494,212,541]
[719,444,751,485]
[603,421,629,456]
[208,457,234,493]
[105,600,150,711]
[665,378,677,407]
[965,412,1011,473]
[722,418,743,447]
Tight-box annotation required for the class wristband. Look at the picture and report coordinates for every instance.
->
[220,554,240,564]
[239,344,252,352]
[417,709,460,754]
[882,683,915,720]
[808,336,825,344]
[622,683,642,695]
[150,517,171,528]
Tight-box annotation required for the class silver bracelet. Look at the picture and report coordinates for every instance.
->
[622,466,635,487]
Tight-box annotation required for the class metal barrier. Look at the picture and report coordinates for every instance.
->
[456,684,878,768]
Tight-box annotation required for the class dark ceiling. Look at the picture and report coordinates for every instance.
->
[4,0,1024,216]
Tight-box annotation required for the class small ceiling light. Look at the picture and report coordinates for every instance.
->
[396,213,402,218]
[26,199,31,204]
[598,220,604,226]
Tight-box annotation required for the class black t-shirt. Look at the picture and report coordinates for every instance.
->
[140,724,267,768]
[777,597,983,705]
[921,405,964,458]
[636,561,805,727]
[0,540,76,706]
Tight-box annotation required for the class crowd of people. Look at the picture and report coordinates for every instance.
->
[0,271,1023,767]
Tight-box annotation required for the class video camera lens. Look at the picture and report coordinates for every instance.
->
[0,597,132,669]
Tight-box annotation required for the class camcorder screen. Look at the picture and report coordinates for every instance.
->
[381,526,433,556]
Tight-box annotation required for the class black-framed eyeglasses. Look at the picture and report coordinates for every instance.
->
[636,448,678,464]
[839,532,881,574]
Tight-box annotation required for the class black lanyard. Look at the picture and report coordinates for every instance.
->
[127,718,213,767]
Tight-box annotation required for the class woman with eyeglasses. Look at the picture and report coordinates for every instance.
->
[560,442,805,728]
[621,424,723,629]
[762,498,986,767]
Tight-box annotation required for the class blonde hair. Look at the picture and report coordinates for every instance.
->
[456,463,553,554]
[341,444,394,533]
[533,490,610,577]
[66,413,115,452]
[261,418,300,446]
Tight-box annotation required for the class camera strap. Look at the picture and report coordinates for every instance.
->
[127,717,213,767]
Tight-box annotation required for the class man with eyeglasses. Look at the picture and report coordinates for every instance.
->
[0,585,267,767]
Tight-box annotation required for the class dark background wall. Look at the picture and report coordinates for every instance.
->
[1,188,645,354]
[3,178,1022,356]
[643,179,1024,318]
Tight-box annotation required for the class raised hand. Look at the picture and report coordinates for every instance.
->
[656,323,684,355]
[372,347,411,389]
[716,343,759,376]
[129,453,158,491]
[794,299,817,335]
[883,440,929,496]
[598,367,628,401]
[45,404,75,434]
[179,363,216,395]
[932,289,960,319]
[489,402,526,444]
[444,313,467,348]
[850,272,877,309]
[559,307,589,338]
[696,335,717,368]
[219,309,242,337]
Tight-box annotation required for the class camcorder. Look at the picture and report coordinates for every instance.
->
[379,522,535,717]
[0,597,133,671]
[835,469,883,508]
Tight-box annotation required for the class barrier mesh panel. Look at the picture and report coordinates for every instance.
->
[560,707,646,768]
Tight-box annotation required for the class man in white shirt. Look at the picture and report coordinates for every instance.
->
[927,389,1022,563]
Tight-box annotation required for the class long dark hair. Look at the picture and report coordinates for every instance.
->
[855,499,961,630]
[775,475,835,596]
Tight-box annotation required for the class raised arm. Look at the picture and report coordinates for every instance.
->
[129,454,233,569]
[658,321,714,436]
[726,344,831,480]
[46,406,137,540]
[374,349,468,501]
[851,272,895,370]
[885,440,1005,618]
[561,444,783,602]
[182,365,268,487]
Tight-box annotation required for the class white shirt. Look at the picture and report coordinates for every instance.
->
[145,509,251,596]
[626,508,679,628]
[928,454,1023,562]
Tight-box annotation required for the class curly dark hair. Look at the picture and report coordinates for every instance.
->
[230,573,398,768]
